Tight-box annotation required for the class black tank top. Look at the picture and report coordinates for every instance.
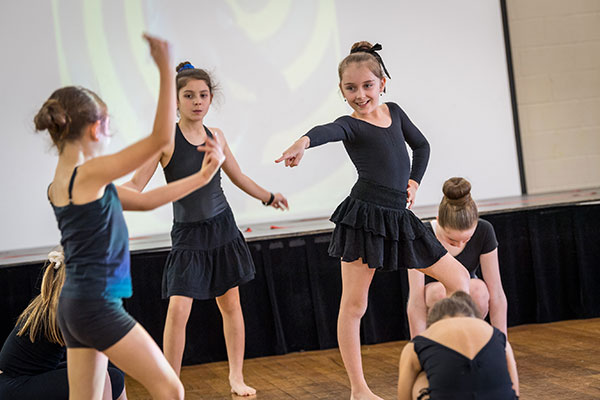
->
[163,124,228,222]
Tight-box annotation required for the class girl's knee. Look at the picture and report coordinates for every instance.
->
[470,280,490,316]
[154,378,184,400]
[216,293,241,316]
[340,298,368,319]
[425,283,446,308]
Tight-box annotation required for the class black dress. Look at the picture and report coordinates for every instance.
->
[162,124,255,300]
[305,102,447,271]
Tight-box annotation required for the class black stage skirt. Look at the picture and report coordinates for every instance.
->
[329,178,447,271]
[162,207,255,300]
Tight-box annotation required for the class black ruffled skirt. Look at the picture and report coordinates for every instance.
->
[329,178,447,271]
[162,207,255,300]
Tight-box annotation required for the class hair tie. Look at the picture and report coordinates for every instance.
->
[350,43,391,79]
[178,63,195,73]
[48,250,64,269]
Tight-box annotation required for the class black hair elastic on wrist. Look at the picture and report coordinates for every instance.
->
[350,43,391,79]
[262,192,275,206]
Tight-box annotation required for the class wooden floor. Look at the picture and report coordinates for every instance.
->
[125,318,600,399]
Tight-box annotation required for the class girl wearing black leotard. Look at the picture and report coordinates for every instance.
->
[407,177,508,338]
[398,291,519,399]
[125,61,288,397]
[277,41,470,400]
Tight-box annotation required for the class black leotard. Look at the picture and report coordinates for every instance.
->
[412,327,516,399]
[163,124,228,222]
[305,102,430,190]
[425,219,498,278]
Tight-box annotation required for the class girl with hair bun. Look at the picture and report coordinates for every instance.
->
[398,291,519,400]
[277,41,470,400]
[124,60,288,396]
[407,177,508,338]
[34,35,226,399]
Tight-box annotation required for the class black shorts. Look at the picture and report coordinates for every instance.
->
[57,297,136,351]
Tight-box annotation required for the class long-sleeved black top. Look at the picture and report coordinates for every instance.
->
[305,102,430,191]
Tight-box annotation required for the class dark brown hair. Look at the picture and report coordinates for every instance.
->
[175,61,218,98]
[426,291,480,327]
[34,86,108,153]
[338,41,386,83]
[438,177,478,231]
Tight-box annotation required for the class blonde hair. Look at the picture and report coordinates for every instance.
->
[16,250,66,345]
[438,177,478,231]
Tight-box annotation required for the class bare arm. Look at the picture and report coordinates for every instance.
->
[117,138,224,211]
[505,340,520,396]
[407,269,428,338]
[81,34,175,190]
[406,179,419,209]
[220,129,288,210]
[397,342,421,400]
[120,153,163,192]
[480,249,508,335]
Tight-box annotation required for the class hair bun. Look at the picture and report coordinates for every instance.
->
[176,61,195,73]
[442,177,472,205]
[350,41,373,53]
[34,99,69,136]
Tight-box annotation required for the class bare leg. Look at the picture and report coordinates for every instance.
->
[338,260,382,400]
[420,253,470,294]
[424,282,447,309]
[67,348,109,400]
[412,371,429,400]
[104,323,184,399]
[163,295,193,376]
[469,278,490,318]
[102,371,113,400]
[216,286,255,396]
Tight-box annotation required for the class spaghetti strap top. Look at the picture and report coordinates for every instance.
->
[50,167,132,299]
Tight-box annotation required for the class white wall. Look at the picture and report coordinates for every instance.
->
[0,0,520,252]
[507,0,600,193]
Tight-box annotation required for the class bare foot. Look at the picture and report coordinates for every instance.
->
[230,379,256,397]
[350,391,384,400]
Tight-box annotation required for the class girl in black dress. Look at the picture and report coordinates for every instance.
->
[277,41,470,400]
[125,61,288,397]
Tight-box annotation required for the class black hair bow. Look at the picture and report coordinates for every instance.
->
[350,43,391,79]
